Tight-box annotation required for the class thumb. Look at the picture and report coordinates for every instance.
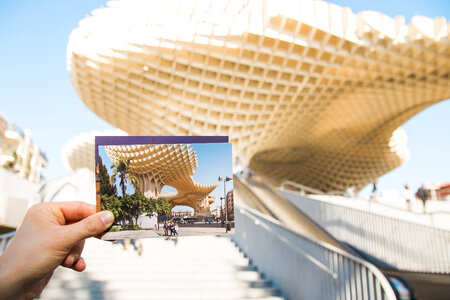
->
[67,211,115,243]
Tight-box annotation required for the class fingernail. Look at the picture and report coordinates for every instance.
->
[100,211,114,226]
[68,256,75,266]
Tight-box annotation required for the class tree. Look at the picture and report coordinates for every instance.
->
[100,194,125,224]
[98,156,117,196]
[110,156,140,197]
[123,192,147,225]
[156,197,171,216]
[124,192,171,226]
[156,198,172,225]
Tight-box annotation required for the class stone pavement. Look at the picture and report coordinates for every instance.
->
[102,226,234,240]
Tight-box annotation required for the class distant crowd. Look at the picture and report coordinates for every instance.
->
[163,221,178,236]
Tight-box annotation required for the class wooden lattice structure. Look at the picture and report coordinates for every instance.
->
[105,144,217,212]
[67,0,450,191]
[62,130,126,172]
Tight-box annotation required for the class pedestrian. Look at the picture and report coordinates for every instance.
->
[163,221,168,236]
[170,222,175,236]
[174,223,179,236]
[370,181,378,202]
[402,184,414,211]
[416,184,429,213]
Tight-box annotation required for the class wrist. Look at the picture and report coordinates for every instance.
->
[0,250,28,300]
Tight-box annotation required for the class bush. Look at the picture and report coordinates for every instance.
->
[109,225,121,232]
[120,224,142,231]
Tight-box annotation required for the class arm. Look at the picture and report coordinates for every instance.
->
[0,202,114,300]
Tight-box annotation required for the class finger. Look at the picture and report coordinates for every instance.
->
[65,211,115,243]
[56,202,97,223]
[61,240,85,268]
[71,257,86,272]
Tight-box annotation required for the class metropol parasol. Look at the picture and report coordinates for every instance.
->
[65,0,450,192]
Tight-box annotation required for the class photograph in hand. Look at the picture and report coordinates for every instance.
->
[95,136,234,240]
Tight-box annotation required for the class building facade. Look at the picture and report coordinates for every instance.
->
[226,190,234,221]
[0,116,47,183]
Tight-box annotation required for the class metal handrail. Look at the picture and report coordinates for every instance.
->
[280,180,325,195]
[283,189,450,274]
[244,209,338,279]
[234,205,396,300]
[0,231,15,254]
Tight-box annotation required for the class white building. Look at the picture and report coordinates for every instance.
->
[0,116,47,183]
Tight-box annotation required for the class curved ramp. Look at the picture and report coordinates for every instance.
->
[235,176,450,299]
[234,176,349,251]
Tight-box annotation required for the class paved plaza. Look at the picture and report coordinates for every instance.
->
[102,226,234,240]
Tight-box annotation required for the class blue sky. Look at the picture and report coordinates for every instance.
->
[0,0,449,196]
[99,143,233,211]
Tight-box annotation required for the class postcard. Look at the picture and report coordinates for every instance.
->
[95,136,234,240]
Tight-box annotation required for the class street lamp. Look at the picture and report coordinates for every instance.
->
[219,196,225,227]
[218,176,232,232]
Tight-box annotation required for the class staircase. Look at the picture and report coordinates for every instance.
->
[39,236,283,300]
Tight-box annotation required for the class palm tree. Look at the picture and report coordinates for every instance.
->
[110,156,140,197]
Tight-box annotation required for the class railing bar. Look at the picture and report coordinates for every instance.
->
[243,209,338,278]
[436,230,443,272]
[346,259,351,300]
[367,271,375,300]
[284,188,450,229]
[340,256,346,300]
[350,261,357,300]
[236,205,397,300]
[333,253,339,300]
[0,231,16,254]
[281,180,325,195]
[0,239,5,253]
[361,266,369,300]
[432,228,441,272]
[443,230,450,273]
[286,191,450,273]
[376,278,383,300]
[356,262,363,300]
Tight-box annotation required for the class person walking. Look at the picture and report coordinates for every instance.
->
[402,184,414,211]
[170,222,175,236]
[370,181,378,202]
[163,221,168,236]
[173,223,179,236]
[416,184,429,213]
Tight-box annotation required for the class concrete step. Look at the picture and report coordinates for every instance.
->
[40,287,282,300]
[39,236,284,300]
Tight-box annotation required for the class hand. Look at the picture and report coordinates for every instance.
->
[0,202,114,300]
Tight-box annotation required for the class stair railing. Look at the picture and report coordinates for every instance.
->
[0,231,15,254]
[233,205,396,300]
[283,190,450,274]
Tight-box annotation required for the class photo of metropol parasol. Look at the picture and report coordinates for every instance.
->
[67,0,450,192]
[104,144,218,215]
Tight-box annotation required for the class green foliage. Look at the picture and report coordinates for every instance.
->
[98,156,117,196]
[155,198,171,216]
[121,224,142,231]
[122,192,147,224]
[100,194,125,224]
[109,225,121,232]
[101,191,171,228]
[109,156,140,197]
